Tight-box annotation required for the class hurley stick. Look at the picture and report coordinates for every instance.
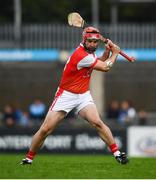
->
[68,12,135,62]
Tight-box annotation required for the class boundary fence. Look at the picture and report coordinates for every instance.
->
[0,23,156,49]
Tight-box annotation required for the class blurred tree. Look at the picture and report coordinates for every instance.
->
[22,0,91,23]
[99,0,111,23]
[0,0,13,23]
[118,3,156,23]
[0,0,155,23]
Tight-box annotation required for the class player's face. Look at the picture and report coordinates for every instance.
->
[84,39,100,53]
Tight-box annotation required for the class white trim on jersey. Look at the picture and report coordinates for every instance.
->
[77,54,97,70]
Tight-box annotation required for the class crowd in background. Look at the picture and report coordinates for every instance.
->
[0,98,148,129]
[106,100,148,127]
[0,99,47,128]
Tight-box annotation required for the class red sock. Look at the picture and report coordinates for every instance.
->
[26,151,36,160]
[109,143,119,153]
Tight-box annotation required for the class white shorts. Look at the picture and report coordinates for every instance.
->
[50,88,95,114]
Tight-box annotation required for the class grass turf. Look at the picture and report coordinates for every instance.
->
[0,154,156,179]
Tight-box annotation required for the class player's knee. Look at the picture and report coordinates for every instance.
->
[40,125,52,137]
[91,119,103,129]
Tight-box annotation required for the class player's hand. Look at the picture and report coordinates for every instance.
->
[107,39,113,46]
[130,56,136,62]
[106,39,120,54]
[105,39,114,50]
[111,44,120,54]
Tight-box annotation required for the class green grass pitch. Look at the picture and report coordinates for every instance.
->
[0,154,156,179]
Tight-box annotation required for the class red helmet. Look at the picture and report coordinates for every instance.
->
[82,27,101,42]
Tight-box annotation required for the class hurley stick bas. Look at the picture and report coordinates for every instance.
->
[68,12,135,62]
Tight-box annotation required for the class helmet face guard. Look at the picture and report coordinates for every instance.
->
[82,27,101,53]
[82,27,101,42]
[83,33,101,41]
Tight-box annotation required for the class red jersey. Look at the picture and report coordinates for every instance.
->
[59,44,98,94]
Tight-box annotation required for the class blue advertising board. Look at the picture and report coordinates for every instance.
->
[0,48,155,61]
[0,49,59,61]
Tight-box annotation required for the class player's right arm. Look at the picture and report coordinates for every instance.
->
[93,45,120,72]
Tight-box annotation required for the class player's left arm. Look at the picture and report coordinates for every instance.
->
[98,39,113,62]
[93,45,120,72]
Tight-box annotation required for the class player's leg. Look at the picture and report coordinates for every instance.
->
[21,88,81,165]
[21,110,66,165]
[78,104,128,164]
[79,104,116,145]
[30,110,66,151]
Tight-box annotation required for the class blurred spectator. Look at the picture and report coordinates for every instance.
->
[3,104,16,127]
[19,111,32,127]
[29,99,46,122]
[138,109,148,125]
[106,100,120,119]
[118,100,136,126]
[13,104,23,124]
[127,100,136,121]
